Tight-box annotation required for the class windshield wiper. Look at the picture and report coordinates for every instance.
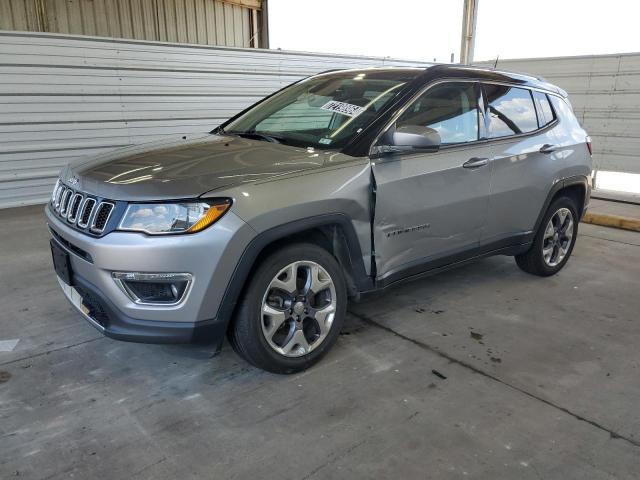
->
[230,131,284,144]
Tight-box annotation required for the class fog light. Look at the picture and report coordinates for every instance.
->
[112,272,192,305]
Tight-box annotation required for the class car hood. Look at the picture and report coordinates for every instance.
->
[61,134,350,201]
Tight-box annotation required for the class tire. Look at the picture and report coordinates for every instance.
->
[515,196,579,277]
[228,243,347,374]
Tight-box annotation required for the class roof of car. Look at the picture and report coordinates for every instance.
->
[316,64,567,97]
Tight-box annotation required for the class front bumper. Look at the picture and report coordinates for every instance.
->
[57,272,225,344]
[46,203,255,344]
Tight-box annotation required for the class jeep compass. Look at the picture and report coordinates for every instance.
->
[47,65,592,373]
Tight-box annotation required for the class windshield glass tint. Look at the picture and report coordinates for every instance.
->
[224,71,419,149]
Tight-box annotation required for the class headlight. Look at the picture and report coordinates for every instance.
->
[118,199,231,235]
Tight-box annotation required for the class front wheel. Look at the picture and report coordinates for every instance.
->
[515,196,579,276]
[228,243,347,374]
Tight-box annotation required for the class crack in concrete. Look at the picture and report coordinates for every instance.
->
[349,310,640,449]
[0,336,103,367]
[131,456,168,478]
[300,438,368,480]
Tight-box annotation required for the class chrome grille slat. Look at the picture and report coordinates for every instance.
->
[90,202,115,233]
[59,189,73,215]
[50,180,61,203]
[77,197,96,228]
[67,193,84,223]
[54,186,65,211]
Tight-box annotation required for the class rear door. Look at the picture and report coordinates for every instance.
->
[482,83,561,246]
[372,81,493,284]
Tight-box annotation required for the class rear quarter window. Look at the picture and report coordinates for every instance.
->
[532,91,556,127]
[484,84,538,138]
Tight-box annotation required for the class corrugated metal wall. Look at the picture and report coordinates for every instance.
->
[0,31,429,208]
[478,53,640,176]
[0,0,262,48]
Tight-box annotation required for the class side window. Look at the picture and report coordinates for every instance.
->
[484,84,538,138]
[396,82,479,145]
[532,91,556,127]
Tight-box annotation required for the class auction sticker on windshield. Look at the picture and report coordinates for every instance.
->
[320,100,365,118]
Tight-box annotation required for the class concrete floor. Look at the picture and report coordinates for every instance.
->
[1,205,639,479]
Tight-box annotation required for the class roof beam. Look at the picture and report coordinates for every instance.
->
[220,0,263,10]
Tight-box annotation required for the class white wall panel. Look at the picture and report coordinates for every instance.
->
[0,31,429,208]
[2,0,260,48]
[478,53,640,175]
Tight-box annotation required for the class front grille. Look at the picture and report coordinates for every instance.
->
[77,198,96,228]
[67,193,83,223]
[49,183,117,236]
[59,189,73,215]
[53,183,64,209]
[91,202,114,233]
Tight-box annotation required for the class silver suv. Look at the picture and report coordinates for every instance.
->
[47,66,592,373]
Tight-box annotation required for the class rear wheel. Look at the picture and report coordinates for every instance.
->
[515,196,579,276]
[228,243,347,374]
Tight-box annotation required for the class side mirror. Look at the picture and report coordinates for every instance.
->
[372,125,441,157]
[393,125,441,149]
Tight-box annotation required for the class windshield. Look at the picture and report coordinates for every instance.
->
[223,70,419,150]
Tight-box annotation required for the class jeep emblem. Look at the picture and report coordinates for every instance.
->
[68,176,79,186]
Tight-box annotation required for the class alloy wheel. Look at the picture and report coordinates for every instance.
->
[542,207,574,267]
[260,261,337,357]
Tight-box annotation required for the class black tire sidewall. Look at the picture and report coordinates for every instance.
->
[236,243,347,373]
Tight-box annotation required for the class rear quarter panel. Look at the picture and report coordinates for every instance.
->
[549,95,593,180]
[484,94,592,245]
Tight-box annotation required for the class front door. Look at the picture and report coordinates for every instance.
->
[372,81,492,284]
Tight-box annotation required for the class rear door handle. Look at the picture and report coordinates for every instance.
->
[463,157,489,169]
[539,144,556,154]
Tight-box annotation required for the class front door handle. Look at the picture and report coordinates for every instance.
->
[540,144,556,154]
[463,157,489,169]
